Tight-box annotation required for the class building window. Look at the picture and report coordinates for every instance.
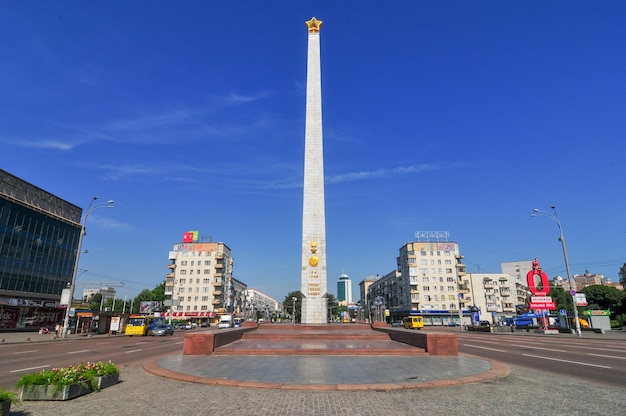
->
[187,296,192,302]
[421,260,427,265]
[181,261,188,266]
[203,278,210,284]
[178,288,185,293]
[422,277,429,282]
[190,270,194,275]
[420,251,427,256]
[202,296,208,302]
[204,269,210,274]
[205,260,211,265]
[180,270,187,275]
[423,286,430,291]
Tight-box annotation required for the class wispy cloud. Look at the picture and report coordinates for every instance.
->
[326,164,448,184]
[3,90,271,150]
[222,92,268,105]
[14,139,77,150]
[256,163,456,190]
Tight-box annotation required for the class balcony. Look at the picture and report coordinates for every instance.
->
[213,281,223,287]
[215,263,224,269]
[213,290,222,296]
[483,283,494,289]
[212,300,222,305]
[166,273,174,279]
[167,263,176,269]
[215,253,224,259]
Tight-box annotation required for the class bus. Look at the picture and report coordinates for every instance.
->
[403,315,424,330]
[125,314,163,336]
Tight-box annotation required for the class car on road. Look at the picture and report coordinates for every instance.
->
[148,324,174,336]
[391,320,404,327]
[478,320,491,327]
[446,321,460,327]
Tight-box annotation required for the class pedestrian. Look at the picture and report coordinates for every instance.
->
[55,323,60,336]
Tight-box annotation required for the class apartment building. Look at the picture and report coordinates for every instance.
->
[461,273,517,323]
[165,239,239,324]
[368,239,467,325]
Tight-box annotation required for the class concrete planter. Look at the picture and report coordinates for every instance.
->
[20,383,91,401]
[19,373,119,401]
[1,400,11,416]
[95,373,120,390]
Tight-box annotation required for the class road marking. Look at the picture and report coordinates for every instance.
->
[569,346,626,353]
[175,341,184,345]
[10,365,50,373]
[523,354,612,369]
[67,349,90,355]
[511,344,566,352]
[463,344,506,352]
[125,349,142,354]
[12,350,38,355]
[587,353,626,360]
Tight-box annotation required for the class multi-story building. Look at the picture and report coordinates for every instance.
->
[573,271,605,290]
[500,260,533,308]
[462,273,517,323]
[358,275,378,318]
[245,288,280,321]
[82,287,116,303]
[165,239,236,325]
[0,169,82,329]
[368,237,467,325]
[336,272,352,305]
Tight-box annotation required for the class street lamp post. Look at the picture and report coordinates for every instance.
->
[62,197,114,338]
[291,297,297,323]
[531,206,582,337]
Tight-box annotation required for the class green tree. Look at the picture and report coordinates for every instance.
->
[548,286,572,312]
[326,293,338,322]
[282,291,302,322]
[580,285,625,313]
[151,282,165,301]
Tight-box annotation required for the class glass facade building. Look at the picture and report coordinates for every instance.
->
[0,169,82,328]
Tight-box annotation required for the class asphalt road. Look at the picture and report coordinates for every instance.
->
[439,328,626,389]
[0,329,187,386]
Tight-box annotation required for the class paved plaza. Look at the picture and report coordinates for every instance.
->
[2,330,625,415]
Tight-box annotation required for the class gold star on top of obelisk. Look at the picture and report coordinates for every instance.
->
[305,17,322,32]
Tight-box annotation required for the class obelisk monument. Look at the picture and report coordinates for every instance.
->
[300,17,327,324]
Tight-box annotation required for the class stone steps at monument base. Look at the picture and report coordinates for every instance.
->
[213,347,428,356]
[213,337,428,356]
[241,332,390,341]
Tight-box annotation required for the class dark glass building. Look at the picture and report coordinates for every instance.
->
[0,169,82,329]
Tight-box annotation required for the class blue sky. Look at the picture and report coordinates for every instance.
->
[2,1,625,302]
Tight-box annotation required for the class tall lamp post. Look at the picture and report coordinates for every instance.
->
[62,197,114,338]
[531,206,581,337]
[291,297,297,323]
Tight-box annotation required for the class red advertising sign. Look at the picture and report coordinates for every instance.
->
[182,232,194,243]
[527,258,550,296]
[529,302,556,310]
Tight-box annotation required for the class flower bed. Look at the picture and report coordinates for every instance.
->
[17,361,120,401]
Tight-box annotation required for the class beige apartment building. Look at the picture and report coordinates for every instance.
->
[460,273,517,324]
[368,237,467,325]
[165,241,242,324]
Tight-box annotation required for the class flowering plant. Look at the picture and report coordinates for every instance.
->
[16,361,119,392]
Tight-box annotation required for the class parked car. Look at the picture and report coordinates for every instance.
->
[446,321,460,327]
[148,324,174,336]
[478,320,491,327]
[391,320,404,327]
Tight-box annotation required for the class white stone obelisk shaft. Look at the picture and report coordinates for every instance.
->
[300,18,327,324]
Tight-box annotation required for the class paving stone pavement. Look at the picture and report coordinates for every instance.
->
[14,361,626,416]
[5,329,626,415]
